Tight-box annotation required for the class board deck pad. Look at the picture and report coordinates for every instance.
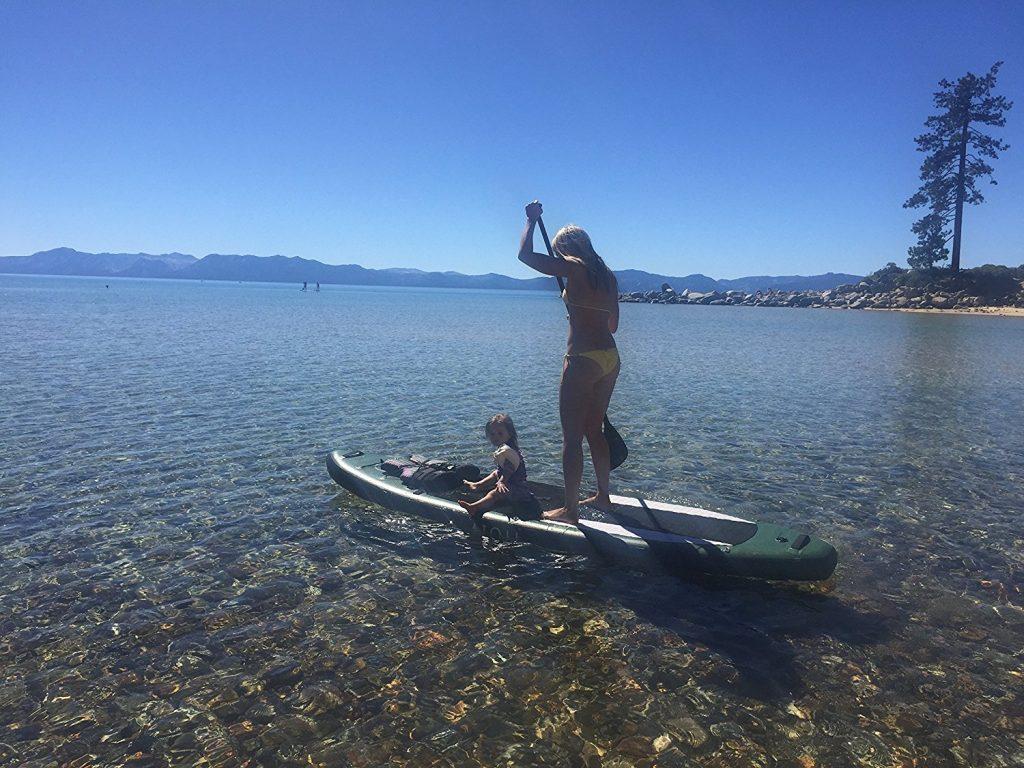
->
[495,480,756,546]
[598,494,758,545]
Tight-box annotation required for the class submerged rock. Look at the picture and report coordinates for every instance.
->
[666,715,709,748]
[262,659,303,688]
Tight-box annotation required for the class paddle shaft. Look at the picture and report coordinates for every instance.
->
[535,217,564,294]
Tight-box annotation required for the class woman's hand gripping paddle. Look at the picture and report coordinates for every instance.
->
[536,215,628,470]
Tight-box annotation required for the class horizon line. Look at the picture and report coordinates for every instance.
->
[2,246,866,283]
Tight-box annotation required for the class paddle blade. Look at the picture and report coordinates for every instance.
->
[604,415,628,470]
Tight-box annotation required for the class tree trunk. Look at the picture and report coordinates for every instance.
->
[950,118,969,273]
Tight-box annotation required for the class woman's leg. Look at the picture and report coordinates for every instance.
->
[582,362,620,512]
[544,357,598,523]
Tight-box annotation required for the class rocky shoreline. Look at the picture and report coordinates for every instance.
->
[620,280,1024,312]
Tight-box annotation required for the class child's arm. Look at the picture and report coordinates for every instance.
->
[464,470,498,491]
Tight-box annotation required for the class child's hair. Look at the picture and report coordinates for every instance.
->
[486,413,519,450]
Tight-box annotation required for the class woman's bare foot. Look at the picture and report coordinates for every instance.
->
[582,492,614,513]
[542,507,579,524]
[458,500,479,514]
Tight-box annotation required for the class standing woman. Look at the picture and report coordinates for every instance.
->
[518,201,620,524]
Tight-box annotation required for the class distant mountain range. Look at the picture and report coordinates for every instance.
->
[0,248,862,294]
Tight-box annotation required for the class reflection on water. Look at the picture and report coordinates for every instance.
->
[1,274,1022,767]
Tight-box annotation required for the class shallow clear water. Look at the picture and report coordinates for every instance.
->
[1,274,1022,767]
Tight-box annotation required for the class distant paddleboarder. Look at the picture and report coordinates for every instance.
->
[518,201,620,524]
[302,281,307,291]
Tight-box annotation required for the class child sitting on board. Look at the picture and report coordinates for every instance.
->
[459,414,541,520]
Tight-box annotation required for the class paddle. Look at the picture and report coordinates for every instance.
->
[536,215,628,470]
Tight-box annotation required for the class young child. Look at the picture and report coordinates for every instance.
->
[458,414,540,519]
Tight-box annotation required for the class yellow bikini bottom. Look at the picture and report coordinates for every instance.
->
[566,347,619,377]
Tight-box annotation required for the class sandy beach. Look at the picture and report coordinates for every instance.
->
[867,306,1024,317]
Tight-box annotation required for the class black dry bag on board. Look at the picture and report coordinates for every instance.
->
[384,455,481,493]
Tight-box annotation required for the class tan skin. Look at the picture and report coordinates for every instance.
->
[457,422,514,515]
[518,201,620,524]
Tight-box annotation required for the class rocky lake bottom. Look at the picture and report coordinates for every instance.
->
[1,275,1023,767]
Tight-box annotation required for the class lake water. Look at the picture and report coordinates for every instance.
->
[2,274,1023,767]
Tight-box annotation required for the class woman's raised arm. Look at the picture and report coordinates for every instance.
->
[518,202,573,277]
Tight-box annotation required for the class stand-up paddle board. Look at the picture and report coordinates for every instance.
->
[327,450,838,581]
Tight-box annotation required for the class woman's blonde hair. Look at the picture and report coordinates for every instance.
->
[552,224,613,292]
[486,413,519,450]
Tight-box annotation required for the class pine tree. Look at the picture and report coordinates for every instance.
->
[904,62,1012,271]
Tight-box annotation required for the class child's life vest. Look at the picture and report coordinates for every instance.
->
[493,444,527,486]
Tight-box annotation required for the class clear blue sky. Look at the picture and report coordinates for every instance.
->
[1,1,1021,278]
